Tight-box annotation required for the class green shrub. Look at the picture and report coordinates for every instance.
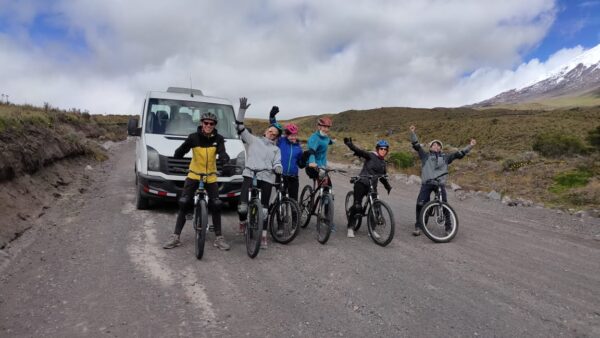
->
[587,125,600,151]
[549,169,593,194]
[532,132,587,157]
[389,151,415,169]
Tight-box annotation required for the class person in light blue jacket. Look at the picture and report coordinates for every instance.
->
[305,116,334,181]
[269,106,304,201]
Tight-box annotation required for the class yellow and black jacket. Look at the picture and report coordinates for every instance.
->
[174,127,230,183]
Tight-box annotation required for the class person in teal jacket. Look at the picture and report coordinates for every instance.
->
[269,106,304,201]
[306,116,334,180]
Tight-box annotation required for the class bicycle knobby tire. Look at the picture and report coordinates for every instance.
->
[195,199,209,260]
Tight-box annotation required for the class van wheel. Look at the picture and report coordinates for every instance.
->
[136,183,150,210]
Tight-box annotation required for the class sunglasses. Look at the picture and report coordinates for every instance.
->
[202,121,216,126]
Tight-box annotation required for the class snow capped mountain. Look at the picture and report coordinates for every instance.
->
[471,44,600,107]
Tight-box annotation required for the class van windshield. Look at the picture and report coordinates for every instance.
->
[145,98,237,138]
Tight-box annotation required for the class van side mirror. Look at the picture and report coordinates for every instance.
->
[127,117,141,136]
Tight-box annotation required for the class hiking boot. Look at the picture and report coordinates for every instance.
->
[260,234,268,249]
[239,221,246,234]
[445,223,453,234]
[347,228,355,238]
[163,234,181,249]
[186,213,193,220]
[213,236,231,251]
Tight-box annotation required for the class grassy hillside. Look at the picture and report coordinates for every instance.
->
[0,102,130,181]
[247,106,600,210]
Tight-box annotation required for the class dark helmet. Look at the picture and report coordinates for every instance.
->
[201,112,218,124]
[376,139,390,149]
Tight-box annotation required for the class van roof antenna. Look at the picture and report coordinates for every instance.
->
[189,75,194,97]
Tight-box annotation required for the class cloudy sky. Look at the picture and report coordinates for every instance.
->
[1,0,599,118]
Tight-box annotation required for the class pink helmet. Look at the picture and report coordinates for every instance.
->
[285,123,299,135]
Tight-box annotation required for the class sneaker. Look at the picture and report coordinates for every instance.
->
[163,234,181,249]
[412,223,422,237]
[213,236,231,251]
[371,230,381,239]
[186,213,193,220]
[239,221,246,234]
[260,234,268,249]
[347,228,355,238]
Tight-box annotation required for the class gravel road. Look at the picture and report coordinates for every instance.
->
[1,139,599,337]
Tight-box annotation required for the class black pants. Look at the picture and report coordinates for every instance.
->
[174,178,222,236]
[348,181,369,228]
[282,175,299,201]
[415,183,447,226]
[239,176,273,229]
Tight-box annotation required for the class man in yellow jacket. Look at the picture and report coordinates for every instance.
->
[163,112,231,250]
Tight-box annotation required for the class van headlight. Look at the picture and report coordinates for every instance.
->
[235,151,245,174]
[147,146,160,171]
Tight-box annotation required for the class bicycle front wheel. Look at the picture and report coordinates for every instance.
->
[344,191,363,231]
[299,185,313,228]
[246,199,263,258]
[195,200,209,260]
[316,193,334,244]
[420,201,459,243]
[269,198,300,244]
[367,200,395,247]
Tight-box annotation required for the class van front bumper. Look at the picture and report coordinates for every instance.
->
[137,173,242,200]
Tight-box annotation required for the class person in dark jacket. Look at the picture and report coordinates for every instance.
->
[344,137,392,238]
[163,112,231,250]
[269,106,304,201]
[409,125,476,236]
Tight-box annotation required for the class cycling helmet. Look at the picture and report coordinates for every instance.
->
[284,123,299,135]
[317,117,332,127]
[201,112,218,123]
[429,139,443,149]
[376,139,390,149]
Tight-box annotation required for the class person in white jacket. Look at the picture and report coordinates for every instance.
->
[236,97,283,248]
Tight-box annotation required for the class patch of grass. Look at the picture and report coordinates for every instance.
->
[532,132,588,157]
[549,169,593,194]
[388,151,415,169]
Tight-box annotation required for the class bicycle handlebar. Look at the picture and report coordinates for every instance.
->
[318,167,347,174]
[172,167,219,177]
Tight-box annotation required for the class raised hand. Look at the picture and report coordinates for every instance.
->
[239,97,251,110]
[470,139,477,146]
[343,137,352,145]
[269,106,279,117]
[409,125,416,132]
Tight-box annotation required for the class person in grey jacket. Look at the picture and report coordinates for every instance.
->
[236,97,283,248]
[409,125,476,236]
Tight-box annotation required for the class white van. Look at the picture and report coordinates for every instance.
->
[127,87,244,209]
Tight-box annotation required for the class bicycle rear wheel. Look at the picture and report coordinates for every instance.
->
[420,201,459,243]
[269,198,300,244]
[194,200,209,260]
[367,200,395,247]
[344,191,363,231]
[299,185,313,228]
[246,199,263,258]
[316,193,334,244]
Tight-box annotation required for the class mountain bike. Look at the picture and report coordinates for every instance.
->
[268,176,300,244]
[299,167,347,244]
[419,173,459,243]
[245,168,272,258]
[175,168,217,260]
[344,175,395,247]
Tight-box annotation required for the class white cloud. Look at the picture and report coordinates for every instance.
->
[0,0,574,117]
